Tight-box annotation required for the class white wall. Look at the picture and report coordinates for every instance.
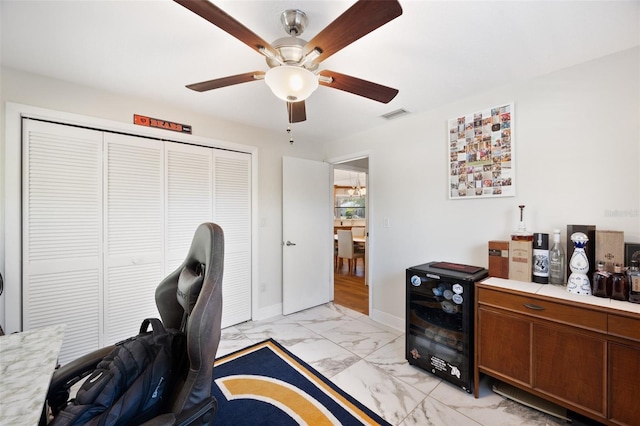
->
[324,47,640,327]
[0,67,325,328]
[2,48,639,332]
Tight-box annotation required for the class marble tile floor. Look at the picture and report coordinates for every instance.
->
[218,302,567,426]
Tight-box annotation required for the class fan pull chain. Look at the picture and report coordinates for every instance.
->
[287,126,294,145]
[287,103,294,145]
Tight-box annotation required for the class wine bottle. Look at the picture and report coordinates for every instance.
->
[592,261,611,298]
[627,260,640,304]
[532,233,549,284]
[611,263,629,301]
[548,229,565,285]
[509,205,533,282]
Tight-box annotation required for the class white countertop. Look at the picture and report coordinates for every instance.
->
[480,277,640,315]
[0,324,66,425]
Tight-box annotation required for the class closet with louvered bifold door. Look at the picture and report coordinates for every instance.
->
[22,119,251,365]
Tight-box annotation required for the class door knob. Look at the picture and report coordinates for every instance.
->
[285,241,296,246]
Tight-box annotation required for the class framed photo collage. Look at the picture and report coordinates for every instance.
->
[448,103,514,199]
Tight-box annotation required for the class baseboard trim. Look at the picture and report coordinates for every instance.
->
[370,308,404,332]
[254,303,282,321]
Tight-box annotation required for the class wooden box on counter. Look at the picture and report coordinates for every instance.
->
[488,240,509,279]
[596,230,624,272]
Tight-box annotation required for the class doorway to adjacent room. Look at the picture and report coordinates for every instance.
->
[332,157,369,315]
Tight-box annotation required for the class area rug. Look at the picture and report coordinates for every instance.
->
[211,339,391,425]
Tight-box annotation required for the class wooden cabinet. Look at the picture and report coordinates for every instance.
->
[475,281,640,426]
[609,342,640,425]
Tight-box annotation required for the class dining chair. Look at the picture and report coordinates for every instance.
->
[337,230,364,274]
[351,227,365,237]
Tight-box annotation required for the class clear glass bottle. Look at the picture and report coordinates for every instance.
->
[510,205,533,242]
[509,205,534,282]
[592,261,611,298]
[628,260,640,304]
[611,263,629,301]
[548,229,565,285]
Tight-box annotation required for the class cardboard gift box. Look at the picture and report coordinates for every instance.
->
[488,240,509,279]
[596,230,624,272]
[509,239,532,282]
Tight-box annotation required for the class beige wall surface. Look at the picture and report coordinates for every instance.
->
[2,47,639,332]
[324,47,640,327]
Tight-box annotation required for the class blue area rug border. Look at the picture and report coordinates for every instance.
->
[212,338,392,425]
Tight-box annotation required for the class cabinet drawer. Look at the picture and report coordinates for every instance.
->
[478,288,607,332]
[608,314,640,342]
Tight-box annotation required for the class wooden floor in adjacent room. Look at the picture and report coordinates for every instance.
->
[334,259,368,315]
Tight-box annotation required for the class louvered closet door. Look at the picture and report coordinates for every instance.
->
[165,142,213,272]
[23,119,103,366]
[103,133,164,345]
[214,151,251,327]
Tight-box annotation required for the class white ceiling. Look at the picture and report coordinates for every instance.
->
[1,1,638,143]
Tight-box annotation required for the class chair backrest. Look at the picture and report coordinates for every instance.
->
[337,229,354,259]
[351,227,365,237]
[154,222,224,416]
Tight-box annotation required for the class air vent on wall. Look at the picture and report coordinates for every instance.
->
[380,108,410,120]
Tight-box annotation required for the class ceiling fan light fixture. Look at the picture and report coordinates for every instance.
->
[265,65,318,102]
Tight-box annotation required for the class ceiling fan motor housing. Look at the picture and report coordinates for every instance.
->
[266,10,318,71]
[280,9,308,36]
[266,37,310,68]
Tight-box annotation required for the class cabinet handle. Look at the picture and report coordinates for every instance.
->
[523,303,545,311]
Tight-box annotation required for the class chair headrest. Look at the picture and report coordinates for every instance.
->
[176,263,204,315]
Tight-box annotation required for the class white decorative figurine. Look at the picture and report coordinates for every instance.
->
[567,232,591,295]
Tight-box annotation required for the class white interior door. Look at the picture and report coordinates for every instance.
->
[282,156,333,315]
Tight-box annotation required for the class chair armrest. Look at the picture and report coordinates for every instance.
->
[49,345,115,391]
[45,344,115,416]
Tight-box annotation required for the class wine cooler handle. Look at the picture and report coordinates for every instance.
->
[523,303,545,311]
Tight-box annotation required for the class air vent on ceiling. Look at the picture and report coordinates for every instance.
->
[380,108,410,120]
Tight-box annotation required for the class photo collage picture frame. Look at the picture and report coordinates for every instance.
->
[448,103,514,199]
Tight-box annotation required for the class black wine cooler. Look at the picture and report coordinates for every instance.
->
[406,261,488,393]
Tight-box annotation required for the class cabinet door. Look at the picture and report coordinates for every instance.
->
[609,342,640,425]
[477,307,532,386]
[533,323,606,417]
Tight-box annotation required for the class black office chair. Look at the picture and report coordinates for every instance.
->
[42,223,224,425]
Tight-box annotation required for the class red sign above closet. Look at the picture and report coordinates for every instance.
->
[134,114,192,134]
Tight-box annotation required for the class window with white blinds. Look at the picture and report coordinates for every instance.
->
[22,119,252,365]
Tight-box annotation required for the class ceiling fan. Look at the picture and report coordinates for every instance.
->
[175,0,403,123]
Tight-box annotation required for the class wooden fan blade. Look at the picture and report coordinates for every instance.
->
[174,0,277,57]
[302,0,402,63]
[287,101,307,123]
[319,70,398,103]
[186,71,265,92]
